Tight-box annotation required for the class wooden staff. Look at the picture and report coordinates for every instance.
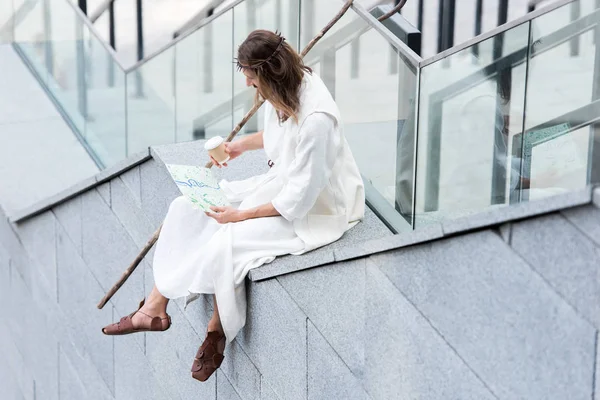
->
[378,0,407,22]
[97,0,407,309]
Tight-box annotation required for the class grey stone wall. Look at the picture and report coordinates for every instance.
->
[0,149,393,400]
[1,152,598,400]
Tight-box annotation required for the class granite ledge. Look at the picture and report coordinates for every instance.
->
[250,188,596,282]
[442,187,593,235]
[10,149,151,224]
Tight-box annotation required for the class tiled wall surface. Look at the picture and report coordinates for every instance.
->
[1,156,599,400]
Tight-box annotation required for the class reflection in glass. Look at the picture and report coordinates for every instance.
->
[42,0,89,137]
[415,22,530,226]
[175,9,234,143]
[13,0,47,79]
[0,0,15,43]
[126,46,175,155]
[86,27,127,166]
[517,0,600,197]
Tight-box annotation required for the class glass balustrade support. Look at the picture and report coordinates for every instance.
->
[135,0,143,61]
[203,22,213,94]
[417,0,423,31]
[108,1,115,87]
[42,0,53,76]
[350,38,360,79]
[436,0,443,53]
[473,0,483,58]
[108,2,115,49]
[246,0,256,32]
[570,0,581,56]
[490,0,511,206]
[437,0,455,53]
[321,48,336,99]
[276,0,282,27]
[591,17,600,184]
[301,0,314,50]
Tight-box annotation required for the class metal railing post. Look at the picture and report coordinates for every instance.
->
[76,0,88,120]
[350,39,360,79]
[135,0,144,97]
[417,0,423,31]
[570,1,581,56]
[321,49,336,98]
[303,0,314,47]
[42,0,53,76]
[590,13,600,183]
[275,0,282,28]
[491,0,510,205]
[473,0,483,59]
[203,21,213,93]
[108,0,115,87]
[245,0,258,133]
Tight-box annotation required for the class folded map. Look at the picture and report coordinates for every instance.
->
[165,164,231,212]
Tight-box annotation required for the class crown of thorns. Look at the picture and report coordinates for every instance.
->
[235,31,286,70]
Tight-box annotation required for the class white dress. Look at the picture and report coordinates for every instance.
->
[153,72,365,342]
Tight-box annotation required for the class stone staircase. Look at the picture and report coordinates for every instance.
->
[1,135,599,399]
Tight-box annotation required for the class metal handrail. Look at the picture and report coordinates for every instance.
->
[350,0,422,67]
[124,0,245,73]
[421,4,600,210]
[528,0,550,12]
[0,0,36,38]
[429,3,599,103]
[89,0,115,23]
[125,0,420,73]
[61,0,127,70]
[188,0,423,134]
[172,0,227,38]
[420,0,576,68]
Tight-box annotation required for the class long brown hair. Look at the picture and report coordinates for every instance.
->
[236,30,311,124]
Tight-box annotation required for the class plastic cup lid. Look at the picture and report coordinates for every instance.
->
[204,136,224,150]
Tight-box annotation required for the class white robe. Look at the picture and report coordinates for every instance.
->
[152,72,365,342]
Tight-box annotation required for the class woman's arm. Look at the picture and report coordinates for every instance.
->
[212,131,264,167]
[206,202,280,224]
[237,130,264,151]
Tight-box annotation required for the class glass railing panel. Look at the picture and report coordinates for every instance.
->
[12,0,47,80]
[126,46,175,155]
[0,0,15,43]
[232,0,301,136]
[415,22,530,226]
[86,25,127,165]
[112,0,137,66]
[44,0,87,136]
[302,4,418,230]
[513,0,600,202]
[299,0,354,50]
[174,8,234,143]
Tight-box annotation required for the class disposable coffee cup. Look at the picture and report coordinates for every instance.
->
[204,136,230,165]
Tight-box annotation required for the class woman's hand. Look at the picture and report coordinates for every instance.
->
[205,206,247,224]
[210,141,246,168]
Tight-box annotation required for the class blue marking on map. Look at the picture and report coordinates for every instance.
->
[175,179,221,190]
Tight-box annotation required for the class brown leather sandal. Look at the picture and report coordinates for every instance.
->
[101,299,172,335]
[191,331,226,382]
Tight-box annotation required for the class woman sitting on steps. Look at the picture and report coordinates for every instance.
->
[101,29,365,383]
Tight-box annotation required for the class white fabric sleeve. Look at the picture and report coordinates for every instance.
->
[272,112,339,221]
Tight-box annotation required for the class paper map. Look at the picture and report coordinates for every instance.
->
[165,164,231,212]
